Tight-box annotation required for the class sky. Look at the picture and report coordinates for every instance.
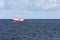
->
[0,0,60,19]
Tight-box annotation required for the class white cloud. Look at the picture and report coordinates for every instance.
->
[4,0,59,10]
[34,0,44,8]
[34,0,59,10]
[42,3,59,10]
[7,0,30,9]
[0,0,5,8]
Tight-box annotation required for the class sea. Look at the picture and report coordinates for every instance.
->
[0,19,60,40]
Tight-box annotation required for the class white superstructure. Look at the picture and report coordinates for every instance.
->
[13,17,24,21]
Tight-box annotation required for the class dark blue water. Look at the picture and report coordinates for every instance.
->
[0,19,60,40]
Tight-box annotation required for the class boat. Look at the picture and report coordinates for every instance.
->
[12,17,24,22]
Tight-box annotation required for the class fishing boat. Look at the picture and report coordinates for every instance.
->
[12,17,24,22]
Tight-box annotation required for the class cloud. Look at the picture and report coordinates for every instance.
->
[6,0,59,10]
[34,0,59,10]
[7,0,29,9]
[0,0,5,8]
[42,3,59,10]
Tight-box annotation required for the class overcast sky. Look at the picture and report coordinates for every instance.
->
[0,0,60,19]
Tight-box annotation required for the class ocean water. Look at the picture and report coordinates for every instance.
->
[0,19,60,40]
